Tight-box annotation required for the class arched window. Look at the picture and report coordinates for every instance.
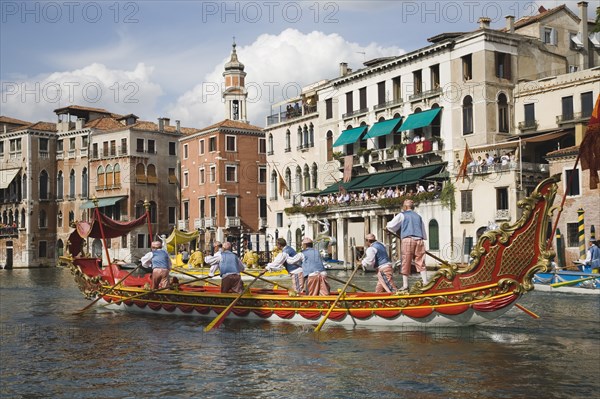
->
[56,171,64,200]
[268,133,274,154]
[326,131,333,161]
[114,164,121,186]
[39,209,47,228]
[303,124,309,148]
[69,169,75,198]
[303,164,310,191]
[39,170,49,200]
[284,168,292,199]
[81,168,88,198]
[57,211,63,228]
[22,174,27,199]
[428,220,440,250]
[295,166,302,193]
[462,95,473,135]
[2,211,6,225]
[20,208,25,228]
[285,130,291,152]
[97,166,105,188]
[271,170,278,199]
[68,211,74,224]
[135,163,146,183]
[135,200,145,218]
[309,123,314,147]
[57,239,64,257]
[150,201,157,223]
[498,93,509,133]
[8,210,14,225]
[311,163,318,189]
[297,126,302,149]
[147,164,157,184]
[105,165,114,187]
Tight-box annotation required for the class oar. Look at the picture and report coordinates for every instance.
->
[73,264,142,315]
[98,274,216,309]
[241,270,292,291]
[326,275,368,292]
[204,270,266,332]
[386,229,450,266]
[515,303,540,319]
[172,268,220,287]
[314,266,361,332]
[550,276,598,288]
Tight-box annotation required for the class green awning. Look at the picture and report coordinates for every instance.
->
[333,126,368,147]
[321,164,445,194]
[80,196,127,209]
[399,108,442,131]
[363,117,403,139]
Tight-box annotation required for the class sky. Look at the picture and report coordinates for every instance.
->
[1,0,595,128]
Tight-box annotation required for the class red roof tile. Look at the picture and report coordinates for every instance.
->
[0,116,31,126]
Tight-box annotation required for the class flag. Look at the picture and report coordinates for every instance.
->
[579,94,600,189]
[456,142,473,182]
[343,155,353,182]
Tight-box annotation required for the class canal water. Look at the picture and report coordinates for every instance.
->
[1,267,599,399]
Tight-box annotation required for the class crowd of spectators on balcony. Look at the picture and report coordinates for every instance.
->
[466,151,517,174]
[298,183,442,207]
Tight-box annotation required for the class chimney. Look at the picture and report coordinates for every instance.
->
[538,6,547,13]
[505,15,515,33]
[478,17,491,29]
[339,62,348,76]
[75,118,85,130]
[163,118,170,127]
[176,120,181,133]
[158,118,164,132]
[578,1,589,70]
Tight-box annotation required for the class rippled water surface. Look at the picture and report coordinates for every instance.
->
[1,268,599,399]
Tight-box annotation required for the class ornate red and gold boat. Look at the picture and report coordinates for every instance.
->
[64,176,558,328]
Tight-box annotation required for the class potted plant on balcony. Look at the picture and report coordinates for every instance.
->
[332,151,344,165]
[357,147,372,164]
[386,144,405,159]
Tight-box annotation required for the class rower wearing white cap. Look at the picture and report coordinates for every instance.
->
[287,236,330,296]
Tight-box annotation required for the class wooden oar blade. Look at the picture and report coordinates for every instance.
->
[550,276,597,288]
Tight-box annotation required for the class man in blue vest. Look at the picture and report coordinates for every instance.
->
[362,233,398,293]
[584,240,600,273]
[265,237,304,294]
[287,237,330,296]
[387,199,428,291]
[211,241,245,293]
[141,240,172,289]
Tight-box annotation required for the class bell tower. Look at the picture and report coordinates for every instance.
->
[222,39,248,123]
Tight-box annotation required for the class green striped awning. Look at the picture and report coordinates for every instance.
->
[363,117,403,139]
[332,126,368,147]
[399,108,442,131]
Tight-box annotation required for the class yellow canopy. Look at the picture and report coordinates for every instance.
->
[165,228,199,253]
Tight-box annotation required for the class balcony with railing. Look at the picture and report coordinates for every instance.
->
[67,149,76,159]
[266,103,318,126]
[0,226,18,237]
[194,218,204,229]
[204,217,216,229]
[342,107,369,120]
[258,217,267,228]
[495,209,510,221]
[556,111,592,126]
[408,87,442,102]
[80,148,88,157]
[373,97,404,111]
[225,217,241,228]
[460,211,475,223]
[518,120,538,132]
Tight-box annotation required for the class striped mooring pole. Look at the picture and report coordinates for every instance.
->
[591,225,596,241]
[577,208,585,259]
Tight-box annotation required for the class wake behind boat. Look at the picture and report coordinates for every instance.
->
[63,176,560,328]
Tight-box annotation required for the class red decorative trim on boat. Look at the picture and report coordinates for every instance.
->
[162,304,177,312]
[349,309,373,319]
[298,310,322,320]
[436,305,470,315]
[232,308,250,317]
[373,309,401,319]
[133,301,147,308]
[193,306,211,314]
[273,310,295,319]
[148,302,163,311]
[401,308,433,318]
[472,295,518,312]
[328,311,346,321]
[253,309,273,318]
[178,305,195,313]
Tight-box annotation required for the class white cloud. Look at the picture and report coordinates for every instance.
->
[1,63,162,122]
[166,28,404,127]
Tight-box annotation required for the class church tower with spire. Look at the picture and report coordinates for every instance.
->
[222,39,248,123]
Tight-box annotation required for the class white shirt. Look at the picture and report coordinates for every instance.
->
[205,250,223,275]
[361,245,392,270]
[266,250,303,273]
[386,212,428,240]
